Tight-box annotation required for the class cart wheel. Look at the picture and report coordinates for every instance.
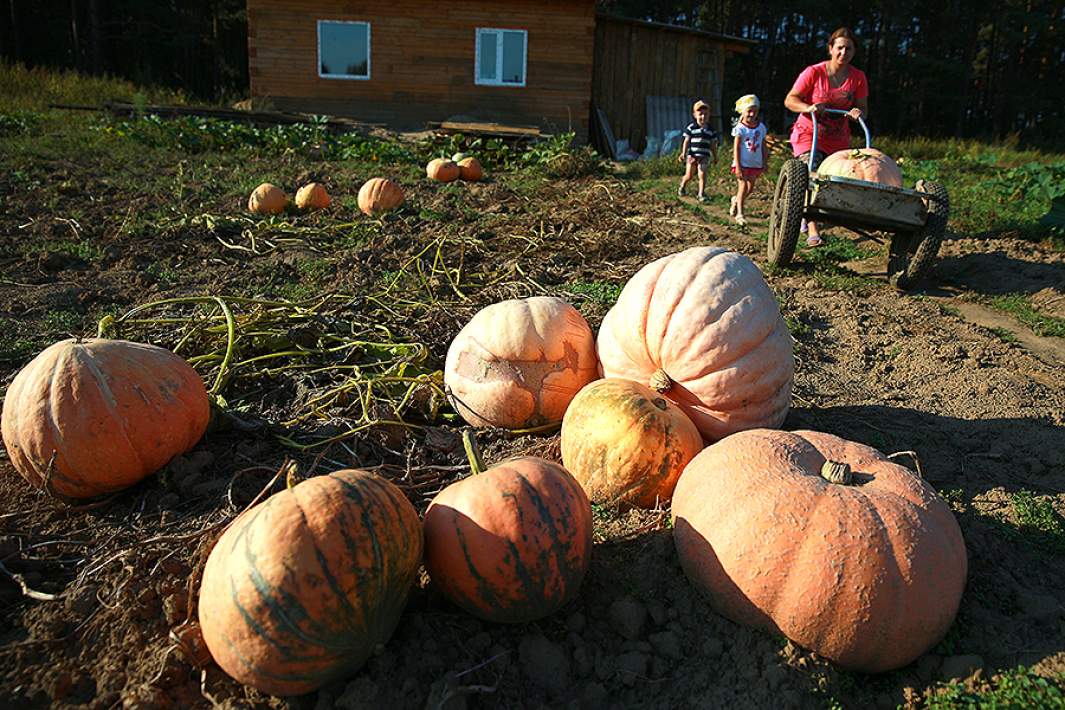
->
[767,159,808,268]
[889,180,949,290]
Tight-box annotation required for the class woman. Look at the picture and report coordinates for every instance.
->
[785,27,869,246]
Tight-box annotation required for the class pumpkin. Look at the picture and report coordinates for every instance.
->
[561,378,702,508]
[1,338,210,499]
[444,296,598,429]
[426,158,460,183]
[423,455,592,623]
[457,157,484,182]
[817,148,903,187]
[294,182,331,210]
[248,183,287,214]
[357,177,404,216]
[596,246,793,442]
[198,469,422,696]
[672,429,967,672]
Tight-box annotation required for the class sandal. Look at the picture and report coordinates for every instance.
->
[734,214,747,226]
[697,194,707,203]
[805,235,822,247]
[729,197,738,217]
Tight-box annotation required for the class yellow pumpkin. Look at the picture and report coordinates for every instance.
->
[426,158,460,182]
[561,378,703,508]
[247,183,287,214]
[294,182,330,210]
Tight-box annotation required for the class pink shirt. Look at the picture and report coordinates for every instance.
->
[788,62,868,156]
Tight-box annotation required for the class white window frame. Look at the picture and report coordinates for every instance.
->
[317,20,371,81]
[474,28,527,87]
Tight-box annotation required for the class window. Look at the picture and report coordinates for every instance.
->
[475,28,527,86]
[318,20,370,80]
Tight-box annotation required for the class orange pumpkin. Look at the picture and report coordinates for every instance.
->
[817,148,903,187]
[248,183,287,214]
[426,158,460,182]
[457,157,484,182]
[1,338,210,499]
[596,246,793,442]
[198,469,422,696]
[294,182,331,210]
[672,429,967,672]
[357,177,404,216]
[444,296,598,429]
[561,378,702,508]
[423,456,592,623]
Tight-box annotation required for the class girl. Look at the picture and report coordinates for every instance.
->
[677,100,719,202]
[729,94,767,226]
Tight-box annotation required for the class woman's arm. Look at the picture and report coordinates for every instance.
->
[733,134,741,167]
[785,89,823,115]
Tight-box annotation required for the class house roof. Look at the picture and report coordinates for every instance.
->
[596,13,756,53]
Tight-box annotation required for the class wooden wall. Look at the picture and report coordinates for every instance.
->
[592,17,732,151]
[247,0,596,140]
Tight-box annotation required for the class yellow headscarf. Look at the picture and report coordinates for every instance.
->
[735,94,760,114]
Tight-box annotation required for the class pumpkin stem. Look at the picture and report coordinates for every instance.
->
[649,368,673,393]
[820,460,853,485]
[283,460,301,489]
[463,429,486,475]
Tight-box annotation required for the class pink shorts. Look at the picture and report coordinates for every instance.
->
[731,165,765,180]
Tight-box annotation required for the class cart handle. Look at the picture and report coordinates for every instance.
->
[809,108,870,173]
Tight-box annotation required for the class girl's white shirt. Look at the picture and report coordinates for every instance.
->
[731,121,767,168]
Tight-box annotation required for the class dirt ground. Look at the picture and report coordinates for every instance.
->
[0,156,1063,710]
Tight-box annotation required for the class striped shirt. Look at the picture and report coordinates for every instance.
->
[684,122,719,158]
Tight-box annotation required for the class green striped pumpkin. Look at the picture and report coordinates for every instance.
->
[423,456,592,623]
[197,469,421,696]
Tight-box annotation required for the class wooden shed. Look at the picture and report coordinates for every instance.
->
[246,0,597,140]
[592,15,754,153]
[244,1,753,147]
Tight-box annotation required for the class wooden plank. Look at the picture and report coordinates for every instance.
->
[595,105,617,160]
[437,121,542,136]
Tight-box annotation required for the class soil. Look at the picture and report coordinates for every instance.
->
[1,157,1063,710]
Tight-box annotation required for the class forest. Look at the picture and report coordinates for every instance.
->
[1,0,1061,145]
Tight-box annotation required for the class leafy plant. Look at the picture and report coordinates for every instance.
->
[924,666,1065,709]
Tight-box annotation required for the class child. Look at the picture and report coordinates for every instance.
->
[729,94,768,226]
[677,100,719,202]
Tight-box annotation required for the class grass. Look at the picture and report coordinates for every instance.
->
[563,280,624,307]
[877,134,1065,246]
[980,293,1065,338]
[923,667,1065,709]
[1008,490,1065,553]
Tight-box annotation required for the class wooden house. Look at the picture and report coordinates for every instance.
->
[245,1,753,147]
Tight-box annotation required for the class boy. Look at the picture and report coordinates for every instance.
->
[677,100,719,202]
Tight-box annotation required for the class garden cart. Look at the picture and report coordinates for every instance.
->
[766,109,949,289]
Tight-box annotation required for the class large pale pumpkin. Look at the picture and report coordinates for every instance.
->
[672,429,967,672]
[423,456,592,623]
[561,378,702,508]
[596,246,793,441]
[426,158,460,182]
[295,182,330,210]
[444,296,598,429]
[1,338,210,499]
[817,148,903,187]
[357,177,404,216]
[457,157,483,182]
[198,469,422,696]
[248,183,287,214]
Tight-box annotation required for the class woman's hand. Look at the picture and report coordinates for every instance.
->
[806,102,826,114]
[847,107,864,121]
